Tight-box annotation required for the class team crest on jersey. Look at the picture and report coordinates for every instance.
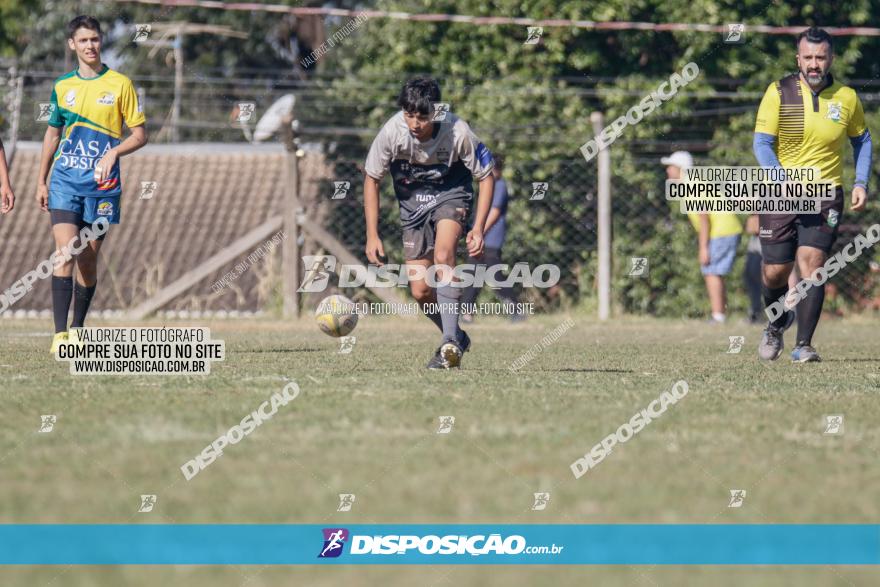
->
[826,101,842,122]
[827,209,839,227]
[97,92,115,105]
[64,89,76,107]
[96,201,114,216]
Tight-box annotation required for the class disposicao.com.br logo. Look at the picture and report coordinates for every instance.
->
[298,255,560,292]
[317,528,563,558]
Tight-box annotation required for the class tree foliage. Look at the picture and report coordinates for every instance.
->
[5,1,880,313]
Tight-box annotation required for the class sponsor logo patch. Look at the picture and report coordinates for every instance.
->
[96,201,114,216]
[97,92,115,105]
[97,178,119,191]
[64,90,76,107]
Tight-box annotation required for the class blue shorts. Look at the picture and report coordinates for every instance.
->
[48,192,121,225]
[701,234,740,276]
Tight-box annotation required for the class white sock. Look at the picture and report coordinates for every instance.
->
[712,312,726,323]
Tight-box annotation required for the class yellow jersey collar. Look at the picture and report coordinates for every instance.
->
[75,64,109,81]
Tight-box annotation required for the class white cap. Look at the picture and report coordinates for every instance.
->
[660,151,694,169]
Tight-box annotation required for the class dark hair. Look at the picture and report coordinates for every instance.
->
[68,15,102,39]
[796,27,833,52]
[493,154,504,171]
[397,77,441,116]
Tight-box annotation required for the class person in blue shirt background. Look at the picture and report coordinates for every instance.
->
[461,155,524,323]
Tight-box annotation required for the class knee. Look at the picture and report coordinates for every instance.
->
[798,250,826,274]
[53,255,75,277]
[410,283,433,303]
[76,256,98,278]
[762,264,790,287]
[433,248,456,269]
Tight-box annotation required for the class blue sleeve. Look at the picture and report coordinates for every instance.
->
[492,179,508,209]
[850,130,872,189]
[753,132,782,169]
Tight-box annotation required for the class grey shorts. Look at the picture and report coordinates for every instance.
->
[402,200,470,260]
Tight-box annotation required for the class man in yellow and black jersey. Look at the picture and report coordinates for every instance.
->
[754,27,872,363]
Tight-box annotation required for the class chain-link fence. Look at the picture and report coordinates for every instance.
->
[304,148,880,320]
[308,157,598,312]
[3,59,880,318]
[608,158,880,319]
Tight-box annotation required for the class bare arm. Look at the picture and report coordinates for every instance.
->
[35,126,62,212]
[363,174,385,265]
[117,125,148,156]
[745,214,759,235]
[0,137,14,214]
[37,126,61,186]
[94,125,148,183]
[483,206,502,234]
[466,174,495,257]
[698,214,711,265]
[471,175,494,234]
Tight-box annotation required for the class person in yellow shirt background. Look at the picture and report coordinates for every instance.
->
[662,151,742,323]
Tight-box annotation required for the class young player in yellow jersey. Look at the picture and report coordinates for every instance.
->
[36,16,148,353]
[663,151,742,323]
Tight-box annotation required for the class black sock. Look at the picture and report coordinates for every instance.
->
[762,283,789,328]
[71,281,97,328]
[796,283,825,347]
[418,299,443,332]
[51,276,73,334]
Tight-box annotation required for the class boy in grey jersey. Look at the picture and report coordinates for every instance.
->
[363,77,495,369]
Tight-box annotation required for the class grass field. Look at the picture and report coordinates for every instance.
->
[2,312,879,586]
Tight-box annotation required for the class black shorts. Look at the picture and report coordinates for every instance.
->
[49,209,109,241]
[402,199,470,260]
[759,187,843,264]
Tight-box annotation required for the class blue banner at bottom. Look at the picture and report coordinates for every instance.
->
[0,524,877,565]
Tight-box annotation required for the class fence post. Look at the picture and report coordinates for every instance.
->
[591,111,611,321]
[281,114,301,318]
[6,62,22,165]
